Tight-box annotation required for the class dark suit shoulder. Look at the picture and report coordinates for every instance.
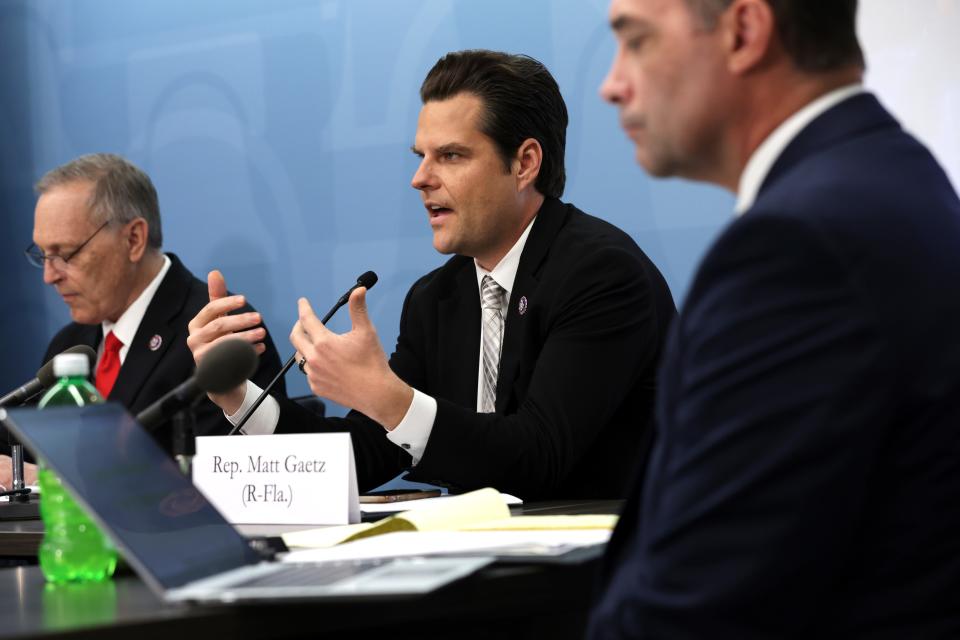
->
[551,202,645,252]
[751,96,960,242]
[560,214,648,274]
[727,114,960,399]
[44,323,98,364]
[402,254,475,305]
[542,202,675,317]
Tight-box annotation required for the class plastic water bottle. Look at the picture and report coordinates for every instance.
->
[37,352,118,583]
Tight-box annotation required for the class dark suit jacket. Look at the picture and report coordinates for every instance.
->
[589,94,960,638]
[277,198,676,499]
[16,253,286,457]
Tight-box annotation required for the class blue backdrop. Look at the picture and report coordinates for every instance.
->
[0,0,737,412]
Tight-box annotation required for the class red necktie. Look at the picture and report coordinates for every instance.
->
[95,331,123,399]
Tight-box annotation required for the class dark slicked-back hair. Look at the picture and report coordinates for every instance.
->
[686,0,864,72]
[420,49,567,199]
[36,152,163,249]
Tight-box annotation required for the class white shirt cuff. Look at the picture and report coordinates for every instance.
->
[225,380,280,435]
[385,389,437,465]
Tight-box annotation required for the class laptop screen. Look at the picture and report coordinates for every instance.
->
[1,403,261,590]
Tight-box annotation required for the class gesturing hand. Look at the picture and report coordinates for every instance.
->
[186,270,265,414]
[290,287,412,429]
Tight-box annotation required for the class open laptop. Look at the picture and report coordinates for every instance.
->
[0,403,492,603]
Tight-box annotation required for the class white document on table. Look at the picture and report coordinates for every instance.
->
[282,529,611,564]
[360,492,522,514]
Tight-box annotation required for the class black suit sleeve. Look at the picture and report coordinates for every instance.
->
[410,245,662,499]
[590,216,895,639]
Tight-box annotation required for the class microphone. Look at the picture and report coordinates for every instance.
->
[2,345,96,503]
[0,345,97,408]
[228,271,378,436]
[136,339,257,431]
[335,270,378,307]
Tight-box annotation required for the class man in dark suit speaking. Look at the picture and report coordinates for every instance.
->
[590,0,960,637]
[188,50,676,500]
[0,153,285,489]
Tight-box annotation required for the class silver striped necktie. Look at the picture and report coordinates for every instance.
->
[480,275,507,413]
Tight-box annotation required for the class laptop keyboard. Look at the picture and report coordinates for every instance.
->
[232,560,388,589]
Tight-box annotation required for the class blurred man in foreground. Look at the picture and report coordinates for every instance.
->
[589,0,960,637]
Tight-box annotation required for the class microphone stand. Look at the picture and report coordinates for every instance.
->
[173,406,197,478]
[10,445,27,495]
[228,289,356,436]
[0,344,97,519]
[2,384,46,506]
[2,397,31,499]
[1,417,40,521]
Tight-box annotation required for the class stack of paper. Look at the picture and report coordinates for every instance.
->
[281,488,618,561]
[283,529,612,564]
[284,487,511,547]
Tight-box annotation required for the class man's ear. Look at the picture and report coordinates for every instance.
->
[722,0,776,76]
[125,218,150,262]
[514,138,543,192]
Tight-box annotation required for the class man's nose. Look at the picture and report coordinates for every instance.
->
[600,51,629,105]
[411,159,437,191]
[42,259,61,285]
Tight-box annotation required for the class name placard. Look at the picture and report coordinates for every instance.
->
[193,433,359,525]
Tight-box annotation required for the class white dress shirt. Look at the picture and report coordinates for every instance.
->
[387,215,536,463]
[226,369,281,436]
[735,84,864,215]
[99,254,171,367]
[227,217,539,456]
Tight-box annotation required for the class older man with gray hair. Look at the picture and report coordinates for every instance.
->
[1,153,284,489]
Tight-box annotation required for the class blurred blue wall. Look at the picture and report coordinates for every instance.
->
[0,0,736,411]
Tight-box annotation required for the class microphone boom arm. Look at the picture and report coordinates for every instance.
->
[228,271,377,436]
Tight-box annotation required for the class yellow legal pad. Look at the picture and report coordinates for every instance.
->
[281,488,618,549]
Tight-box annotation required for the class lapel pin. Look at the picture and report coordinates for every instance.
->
[148,334,162,351]
[518,296,528,315]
